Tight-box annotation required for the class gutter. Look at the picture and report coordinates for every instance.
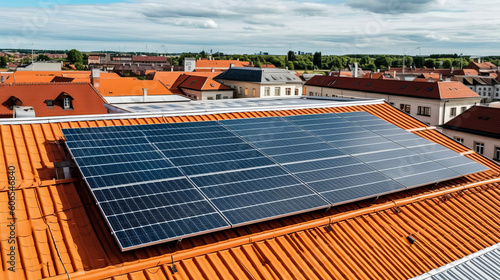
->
[49,177,500,280]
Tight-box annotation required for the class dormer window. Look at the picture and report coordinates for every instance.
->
[63,97,72,110]
[55,92,74,110]
[45,99,54,108]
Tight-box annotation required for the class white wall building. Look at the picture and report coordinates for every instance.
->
[215,67,304,99]
[442,106,500,162]
[305,76,482,126]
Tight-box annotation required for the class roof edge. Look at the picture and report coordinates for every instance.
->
[0,97,385,125]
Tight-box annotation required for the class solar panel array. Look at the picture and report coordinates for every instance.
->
[63,112,489,251]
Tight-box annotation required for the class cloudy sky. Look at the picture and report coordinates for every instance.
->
[1,0,499,55]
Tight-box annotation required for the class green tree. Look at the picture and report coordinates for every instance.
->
[36,54,51,61]
[414,56,425,68]
[286,61,294,70]
[374,56,392,69]
[254,60,262,67]
[360,56,371,65]
[0,56,9,68]
[365,63,376,72]
[21,57,32,64]
[404,56,413,67]
[442,59,452,69]
[287,50,296,61]
[66,49,83,64]
[75,62,85,70]
[313,52,322,68]
[424,59,435,68]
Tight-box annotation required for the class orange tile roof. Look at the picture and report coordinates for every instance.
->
[1,102,500,280]
[5,71,120,84]
[177,74,232,91]
[307,76,480,99]
[443,106,500,138]
[151,71,221,89]
[98,78,172,96]
[195,59,250,69]
[0,83,108,117]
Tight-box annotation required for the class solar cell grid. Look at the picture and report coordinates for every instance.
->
[62,111,488,251]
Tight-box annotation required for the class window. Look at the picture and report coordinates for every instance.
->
[450,107,457,117]
[264,87,270,96]
[400,104,411,114]
[417,106,431,116]
[389,102,395,106]
[461,106,467,113]
[295,88,299,95]
[245,88,248,95]
[495,147,500,161]
[475,142,484,155]
[63,97,72,110]
[309,92,314,96]
[274,87,280,96]
[223,96,229,99]
[239,87,243,95]
[207,97,214,100]
[216,94,221,100]
[454,137,464,144]
[252,88,256,97]
[45,99,54,107]
[285,88,291,95]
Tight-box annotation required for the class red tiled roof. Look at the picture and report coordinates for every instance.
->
[177,74,232,91]
[443,106,500,138]
[151,71,221,89]
[468,61,498,70]
[260,63,276,68]
[306,76,480,99]
[132,56,168,63]
[0,83,108,117]
[195,59,250,69]
[1,102,500,280]
[98,78,172,96]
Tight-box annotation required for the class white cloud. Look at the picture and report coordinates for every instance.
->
[0,0,499,55]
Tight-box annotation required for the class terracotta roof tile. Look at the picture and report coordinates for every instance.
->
[1,103,499,280]
[98,78,172,96]
[306,76,480,99]
[195,59,250,69]
[150,72,220,89]
[0,83,108,117]
[177,74,232,91]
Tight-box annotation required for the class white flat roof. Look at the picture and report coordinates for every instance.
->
[0,97,384,125]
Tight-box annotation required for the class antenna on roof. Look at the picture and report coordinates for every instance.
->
[31,43,34,64]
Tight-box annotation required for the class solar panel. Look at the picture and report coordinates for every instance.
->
[63,111,489,251]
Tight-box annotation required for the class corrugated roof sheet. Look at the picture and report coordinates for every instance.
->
[413,242,500,280]
[1,102,500,280]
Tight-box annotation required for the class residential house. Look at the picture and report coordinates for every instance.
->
[466,61,499,75]
[442,105,500,161]
[0,82,108,118]
[1,97,500,280]
[215,67,304,98]
[305,76,482,125]
[175,74,233,100]
[454,75,500,102]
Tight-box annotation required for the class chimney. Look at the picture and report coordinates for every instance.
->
[230,63,235,68]
[286,66,288,70]
[451,67,454,74]
[171,66,174,72]
[439,74,442,81]
[428,77,433,82]
[1,76,4,83]
[142,88,147,102]
[369,72,373,79]
[352,63,358,78]
[91,68,100,91]
[211,68,214,72]
[237,58,239,61]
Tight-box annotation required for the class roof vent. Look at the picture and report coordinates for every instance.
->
[406,235,416,244]
[13,106,35,118]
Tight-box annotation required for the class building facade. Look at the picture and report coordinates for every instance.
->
[442,106,500,162]
[305,76,482,125]
[215,67,304,99]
